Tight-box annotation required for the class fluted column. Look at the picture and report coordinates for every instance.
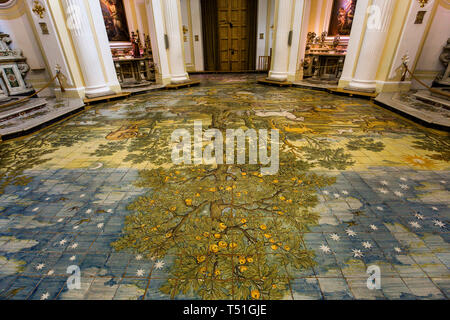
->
[348,0,396,91]
[60,0,113,98]
[268,0,294,82]
[162,0,189,83]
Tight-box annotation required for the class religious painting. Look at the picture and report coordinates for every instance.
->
[99,0,130,42]
[328,0,357,36]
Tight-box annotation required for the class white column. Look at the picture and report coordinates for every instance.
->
[162,0,189,83]
[61,0,113,98]
[340,0,370,83]
[348,0,396,91]
[268,0,294,82]
[87,0,121,92]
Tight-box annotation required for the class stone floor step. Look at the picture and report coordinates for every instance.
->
[0,98,47,122]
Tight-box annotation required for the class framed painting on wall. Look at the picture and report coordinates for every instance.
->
[328,0,357,36]
[99,0,130,42]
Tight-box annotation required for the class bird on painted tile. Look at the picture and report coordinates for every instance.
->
[155,260,165,270]
[362,242,372,249]
[351,249,363,258]
[409,221,421,229]
[346,229,357,237]
[330,234,340,241]
[320,244,331,253]
[433,220,445,228]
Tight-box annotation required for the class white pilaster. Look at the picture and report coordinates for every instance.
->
[61,0,112,98]
[348,0,396,91]
[268,0,294,82]
[162,0,189,83]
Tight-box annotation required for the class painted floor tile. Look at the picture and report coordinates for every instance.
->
[0,74,449,300]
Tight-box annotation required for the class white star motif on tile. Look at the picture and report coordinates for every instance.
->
[330,233,340,241]
[381,181,389,186]
[320,244,331,253]
[154,260,165,270]
[323,191,329,195]
[334,193,340,199]
[136,269,145,277]
[369,224,378,231]
[394,191,403,197]
[433,220,445,228]
[414,213,424,220]
[97,223,104,229]
[346,229,357,237]
[352,249,363,258]
[377,188,388,194]
[362,241,372,249]
[59,239,67,246]
[86,209,92,214]
[70,243,78,249]
[36,263,45,270]
[394,247,402,253]
[409,221,421,229]
[47,270,54,276]
[399,184,409,190]
[69,255,76,261]
[136,254,143,261]
[341,190,349,195]
[376,206,384,211]
[400,177,407,182]
[80,194,85,198]
[41,292,50,300]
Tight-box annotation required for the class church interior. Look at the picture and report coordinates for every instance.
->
[0,0,449,301]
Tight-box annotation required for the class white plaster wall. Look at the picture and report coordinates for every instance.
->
[180,0,193,67]
[0,14,46,70]
[388,0,434,80]
[415,3,450,72]
[190,0,204,71]
[256,0,268,68]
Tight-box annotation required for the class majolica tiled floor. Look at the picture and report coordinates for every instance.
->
[0,74,449,300]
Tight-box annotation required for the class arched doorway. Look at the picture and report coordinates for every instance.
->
[201,0,257,72]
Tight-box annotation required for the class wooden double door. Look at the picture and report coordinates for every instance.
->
[217,0,251,71]
[201,0,257,72]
